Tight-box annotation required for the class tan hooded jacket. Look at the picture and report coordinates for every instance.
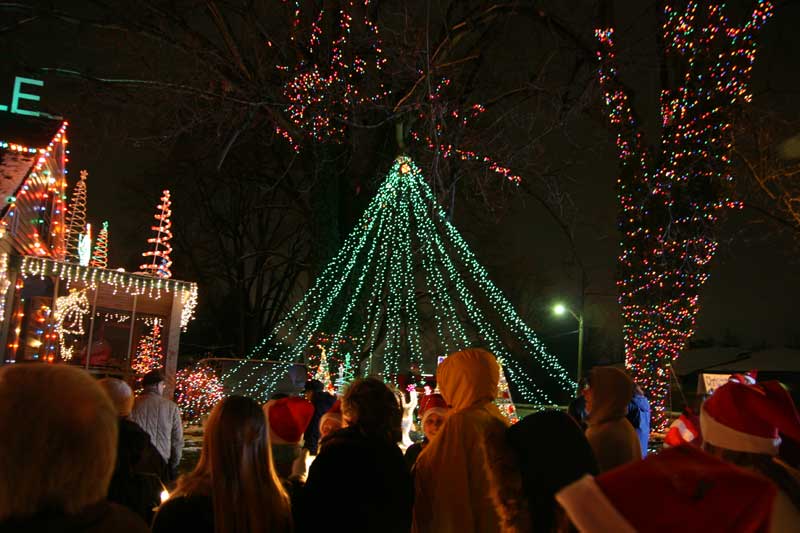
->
[411,349,510,533]
[584,367,641,472]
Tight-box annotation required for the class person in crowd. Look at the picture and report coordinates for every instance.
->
[0,364,149,532]
[583,366,641,472]
[412,348,511,533]
[701,379,800,520]
[299,378,412,533]
[556,445,781,531]
[303,379,336,455]
[99,377,167,523]
[152,395,292,533]
[319,399,343,440]
[567,377,589,430]
[626,383,651,457]
[405,393,449,468]
[264,396,315,481]
[487,410,598,533]
[130,370,184,480]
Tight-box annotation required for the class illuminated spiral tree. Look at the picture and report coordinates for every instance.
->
[595,1,773,428]
[64,170,88,263]
[140,190,173,278]
[175,364,225,424]
[90,221,109,269]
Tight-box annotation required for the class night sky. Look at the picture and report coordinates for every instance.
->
[2,1,799,373]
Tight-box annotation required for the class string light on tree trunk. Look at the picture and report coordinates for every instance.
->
[595,1,773,429]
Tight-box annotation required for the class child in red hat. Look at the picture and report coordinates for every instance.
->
[264,396,315,481]
[405,393,449,468]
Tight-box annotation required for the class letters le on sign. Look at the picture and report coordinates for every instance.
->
[1,76,44,117]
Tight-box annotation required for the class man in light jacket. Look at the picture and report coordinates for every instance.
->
[130,371,183,480]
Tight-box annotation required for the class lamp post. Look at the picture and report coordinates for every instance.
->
[553,303,584,385]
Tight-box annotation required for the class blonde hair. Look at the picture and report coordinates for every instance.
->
[0,364,118,519]
[171,395,291,533]
[98,377,134,417]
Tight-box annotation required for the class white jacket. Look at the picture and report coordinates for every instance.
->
[131,389,183,469]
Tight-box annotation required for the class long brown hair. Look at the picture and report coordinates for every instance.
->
[172,395,291,533]
[342,378,402,443]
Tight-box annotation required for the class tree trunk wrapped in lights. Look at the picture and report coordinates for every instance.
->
[595,1,774,429]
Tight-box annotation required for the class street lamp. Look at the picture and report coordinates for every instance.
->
[552,302,585,384]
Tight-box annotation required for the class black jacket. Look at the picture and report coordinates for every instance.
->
[298,426,412,533]
[303,392,336,455]
[0,501,149,533]
[152,494,213,533]
[107,418,167,523]
[404,438,428,470]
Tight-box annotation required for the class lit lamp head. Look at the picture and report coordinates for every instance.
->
[553,303,567,316]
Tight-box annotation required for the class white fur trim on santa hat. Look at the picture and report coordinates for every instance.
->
[421,407,448,423]
[700,405,782,456]
[555,475,636,533]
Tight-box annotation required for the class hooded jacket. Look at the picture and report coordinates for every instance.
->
[584,367,641,472]
[412,349,510,533]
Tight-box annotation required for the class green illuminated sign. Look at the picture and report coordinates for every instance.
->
[1,76,44,117]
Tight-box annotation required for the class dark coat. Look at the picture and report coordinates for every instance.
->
[298,426,412,533]
[567,396,588,430]
[303,391,336,455]
[151,494,213,533]
[0,501,149,533]
[404,438,428,470]
[107,418,168,523]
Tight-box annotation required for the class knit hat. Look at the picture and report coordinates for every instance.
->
[142,370,164,387]
[319,399,342,430]
[701,380,800,456]
[419,393,449,423]
[265,397,315,444]
[556,445,776,532]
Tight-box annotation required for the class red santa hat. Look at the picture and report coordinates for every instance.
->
[701,380,800,456]
[729,369,758,385]
[556,445,776,532]
[663,409,702,449]
[265,397,314,445]
[419,393,449,423]
[319,399,342,429]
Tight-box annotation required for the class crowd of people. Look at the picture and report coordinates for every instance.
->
[0,348,799,532]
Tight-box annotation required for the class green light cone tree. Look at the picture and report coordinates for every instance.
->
[230,156,574,404]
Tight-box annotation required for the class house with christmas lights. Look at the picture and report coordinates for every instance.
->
[0,108,197,391]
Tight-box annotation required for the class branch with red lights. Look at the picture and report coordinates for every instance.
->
[595,1,773,428]
[277,0,388,144]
